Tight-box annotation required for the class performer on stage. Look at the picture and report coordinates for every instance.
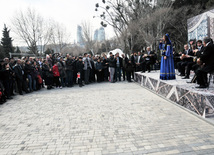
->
[159,34,176,80]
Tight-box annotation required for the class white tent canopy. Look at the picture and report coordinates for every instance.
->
[107,49,124,58]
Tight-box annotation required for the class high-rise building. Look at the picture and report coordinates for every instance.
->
[98,27,105,42]
[94,29,99,41]
[94,27,105,42]
[77,25,84,46]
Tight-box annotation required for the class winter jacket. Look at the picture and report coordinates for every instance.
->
[52,65,60,77]
[58,61,66,78]
[108,56,116,68]
[76,61,84,72]
[95,62,103,70]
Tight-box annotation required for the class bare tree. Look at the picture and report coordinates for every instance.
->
[95,0,175,54]
[166,4,202,50]
[50,21,70,53]
[95,0,130,53]
[12,7,44,55]
[38,19,54,54]
[80,20,95,53]
[95,0,152,54]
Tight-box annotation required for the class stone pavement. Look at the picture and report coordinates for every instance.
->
[0,82,214,155]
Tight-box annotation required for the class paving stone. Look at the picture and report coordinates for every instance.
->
[0,82,214,154]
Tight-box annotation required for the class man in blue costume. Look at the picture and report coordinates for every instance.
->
[159,34,176,80]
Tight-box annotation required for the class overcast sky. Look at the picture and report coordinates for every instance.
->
[0,0,114,46]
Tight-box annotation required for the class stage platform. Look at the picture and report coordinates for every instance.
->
[134,71,214,118]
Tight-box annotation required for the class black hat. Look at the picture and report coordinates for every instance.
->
[109,52,113,55]
[79,56,83,59]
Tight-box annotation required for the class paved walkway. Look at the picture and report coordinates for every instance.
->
[0,82,214,155]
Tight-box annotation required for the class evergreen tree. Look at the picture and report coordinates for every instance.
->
[173,0,211,10]
[0,45,5,59]
[44,48,54,55]
[1,24,14,57]
[164,0,214,50]
[206,0,214,9]
[15,46,21,53]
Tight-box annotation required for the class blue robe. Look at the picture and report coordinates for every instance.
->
[159,43,176,80]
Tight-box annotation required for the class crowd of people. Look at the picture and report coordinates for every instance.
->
[1,36,213,104]
[0,49,158,104]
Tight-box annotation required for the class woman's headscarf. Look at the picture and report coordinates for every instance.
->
[165,33,173,51]
[165,33,172,45]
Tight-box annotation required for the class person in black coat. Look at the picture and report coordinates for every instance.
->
[135,52,145,72]
[95,59,103,83]
[115,52,123,81]
[108,52,116,83]
[31,61,39,91]
[183,40,204,79]
[131,52,137,79]
[102,55,109,81]
[72,56,78,85]
[143,47,155,72]
[89,54,95,83]
[76,57,84,87]
[196,37,214,88]
[8,58,16,96]
[14,59,24,95]
[25,60,34,92]
[122,54,129,81]
[42,60,53,90]
[58,57,66,87]
[177,44,194,76]
[126,59,133,82]
[21,60,30,93]
[65,56,75,87]
[0,79,6,104]
[1,61,14,99]
[0,60,7,102]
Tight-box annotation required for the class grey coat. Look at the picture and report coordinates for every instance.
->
[83,57,92,70]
